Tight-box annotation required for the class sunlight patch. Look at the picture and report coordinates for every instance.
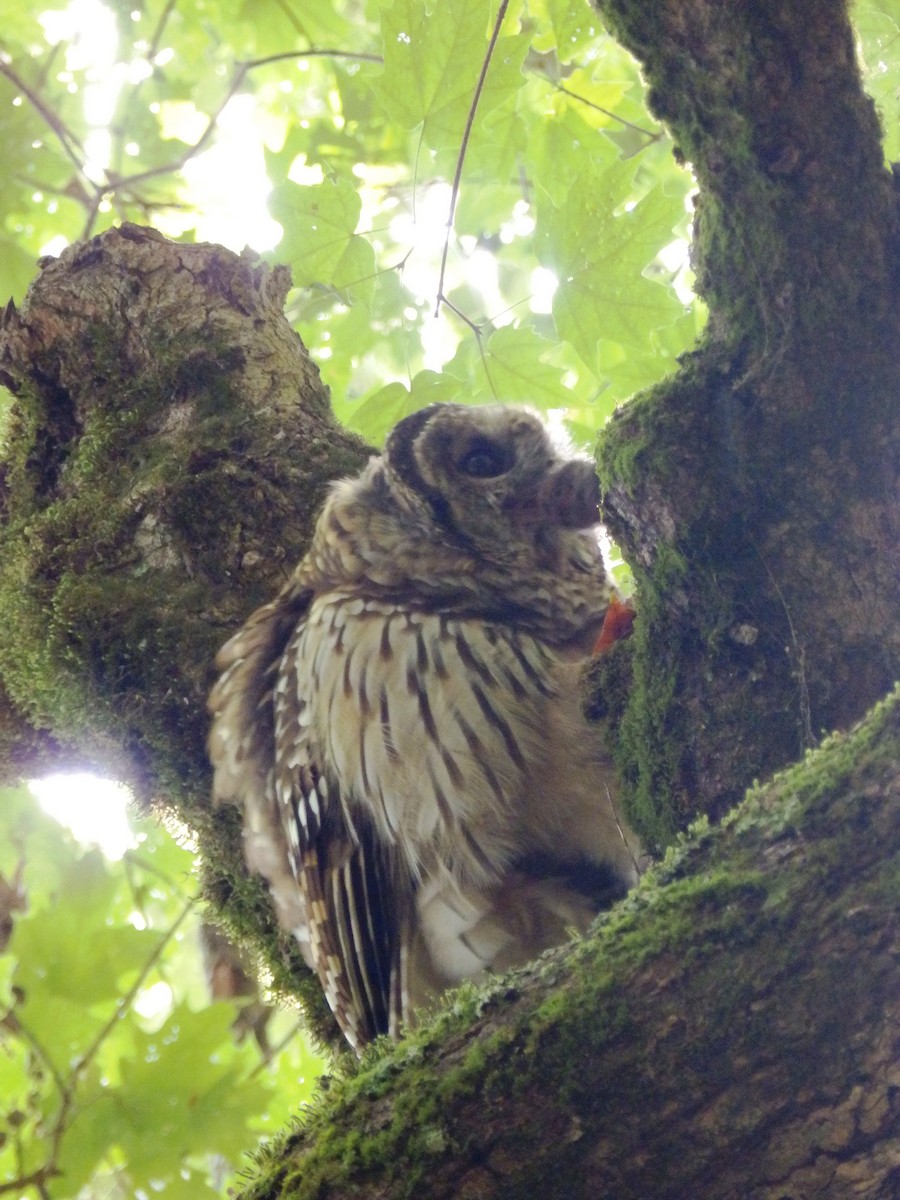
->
[29,772,137,860]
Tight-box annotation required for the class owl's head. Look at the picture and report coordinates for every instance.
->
[382,403,602,556]
[305,404,609,639]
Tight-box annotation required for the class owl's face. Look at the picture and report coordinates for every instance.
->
[303,403,609,639]
[383,404,602,558]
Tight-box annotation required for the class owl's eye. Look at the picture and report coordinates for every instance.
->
[457,438,512,478]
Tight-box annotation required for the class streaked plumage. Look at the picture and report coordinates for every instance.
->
[209,403,642,1051]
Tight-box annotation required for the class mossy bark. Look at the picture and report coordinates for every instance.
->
[590,0,899,848]
[0,224,370,1026]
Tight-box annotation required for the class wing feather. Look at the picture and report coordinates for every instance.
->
[210,584,409,1048]
[275,609,409,1049]
[208,587,313,951]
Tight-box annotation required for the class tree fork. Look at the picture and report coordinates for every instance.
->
[0,2,895,1193]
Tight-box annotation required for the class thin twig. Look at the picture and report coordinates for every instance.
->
[5,1012,67,1097]
[436,296,502,399]
[10,174,82,200]
[605,783,644,879]
[270,0,310,43]
[112,61,252,191]
[148,0,178,60]
[122,847,194,895]
[0,1169,55,1196]
[74,896,196,1076]
[23,896,198,1185]
[247,1017,307,1079]
[94,46,383,211]
[0,58,87,176]
[550,80,661,141]
[239,49,384,69]
[435,0,510,317]
[34,41,62,93]
[5,33,383,243]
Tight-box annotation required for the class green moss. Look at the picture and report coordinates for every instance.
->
[0,307,369,1031]
[611,544,690,848]
[0,317,319,797]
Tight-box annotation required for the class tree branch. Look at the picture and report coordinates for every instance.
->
[435,0,510,317]
[237,689,900,1199]
[0,225,369,1029]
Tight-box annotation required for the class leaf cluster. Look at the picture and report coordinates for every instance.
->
[0,0,703,450]
[1,1,897,449]
[0,787,323,1199]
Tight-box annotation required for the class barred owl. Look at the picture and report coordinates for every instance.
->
[209,403,641,1051]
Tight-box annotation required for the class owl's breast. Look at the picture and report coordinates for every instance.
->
[282,591,572,887]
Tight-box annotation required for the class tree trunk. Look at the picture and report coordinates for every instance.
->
[591,0,899,846]
[0,0,896,1193]
[0,225,368,803]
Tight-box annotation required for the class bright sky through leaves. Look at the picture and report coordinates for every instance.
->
[29,772,136,858]
[3,0,710,443]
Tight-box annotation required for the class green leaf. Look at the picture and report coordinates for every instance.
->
[482,325,572,410]
[237,0,357,52]
[346,371,469,442]
[0,236,42,305]
[0,786,81,906]
[269,172,377,304]
[530,0,608,62]
[373,0,529,148]
[529,104,621,207]
[13,851,156,1006]
[108,1004,270,1178]
[854,0,900,158]
[540,158,687,375]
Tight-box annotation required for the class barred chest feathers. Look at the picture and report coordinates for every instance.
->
[210,402,643,1051]
[276,594,635,886]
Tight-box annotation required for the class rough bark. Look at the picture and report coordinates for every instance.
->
[0,224,370,1015]
[0,225,369,799]
[592,0,900,846]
